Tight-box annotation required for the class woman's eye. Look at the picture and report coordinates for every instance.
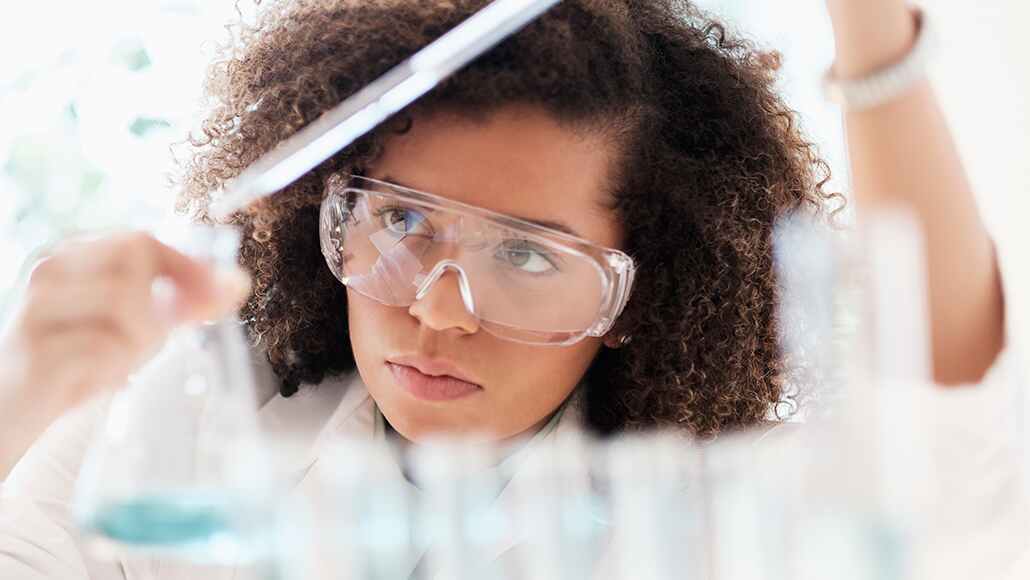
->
[497,241,558,274]
[380,207,426,235]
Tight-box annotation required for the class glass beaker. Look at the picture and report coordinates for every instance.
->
[72,224,271,565]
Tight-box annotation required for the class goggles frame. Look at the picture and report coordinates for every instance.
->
[319,174,636,346]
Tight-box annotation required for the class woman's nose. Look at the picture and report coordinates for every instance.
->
[408,267,480,335]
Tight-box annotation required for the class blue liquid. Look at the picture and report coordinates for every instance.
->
[87,495,234,547]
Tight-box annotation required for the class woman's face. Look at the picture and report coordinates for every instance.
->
[347,105,623,442]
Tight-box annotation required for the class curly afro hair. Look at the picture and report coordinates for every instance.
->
[175,0,843,437]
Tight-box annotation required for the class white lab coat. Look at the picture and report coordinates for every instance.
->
[1,239,1028,579]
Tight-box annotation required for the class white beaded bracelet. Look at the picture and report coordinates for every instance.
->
[823,7,936,112]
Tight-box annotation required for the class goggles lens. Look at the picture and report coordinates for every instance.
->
[320,177,633,345]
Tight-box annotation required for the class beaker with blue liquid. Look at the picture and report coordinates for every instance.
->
[72,224,273,565]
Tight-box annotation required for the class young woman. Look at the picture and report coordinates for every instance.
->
[1,0,1024,578]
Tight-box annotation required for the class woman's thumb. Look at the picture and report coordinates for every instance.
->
[167,266,251,323]
[206,267,253,318]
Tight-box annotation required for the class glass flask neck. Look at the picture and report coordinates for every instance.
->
[155,221,242,269]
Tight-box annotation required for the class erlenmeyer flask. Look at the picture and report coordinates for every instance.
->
[73,224,271,564]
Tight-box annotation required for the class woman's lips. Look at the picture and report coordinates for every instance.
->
[387,362,482,401]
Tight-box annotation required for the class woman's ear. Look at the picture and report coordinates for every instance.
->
[603,333,632,349]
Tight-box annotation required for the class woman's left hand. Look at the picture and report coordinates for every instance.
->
[824,0,1006,385]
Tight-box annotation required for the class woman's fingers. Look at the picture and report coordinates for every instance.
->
[5,230,254,420]
[134,233,251,321]
[35,231,251,323]
[30,326,130,408]
[25,278,172,354]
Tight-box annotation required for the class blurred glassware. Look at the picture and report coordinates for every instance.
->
[605,433,705,580]
[781,209,937,580]
[72,223,273,565]
[409,436,509,580]
[305,437,420,580]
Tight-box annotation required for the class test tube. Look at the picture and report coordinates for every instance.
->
[508,433,606,580]
[409,437,508,580]
[605,432,702,580]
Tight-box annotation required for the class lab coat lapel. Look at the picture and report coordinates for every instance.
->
[286,372,376,490]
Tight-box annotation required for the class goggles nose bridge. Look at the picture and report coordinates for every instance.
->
[414,259,477,315]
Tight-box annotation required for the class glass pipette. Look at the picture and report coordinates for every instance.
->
[208,0,562,221]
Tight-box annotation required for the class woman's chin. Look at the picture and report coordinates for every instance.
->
[374,393,486,442]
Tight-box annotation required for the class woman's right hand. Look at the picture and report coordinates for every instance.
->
[0,231,251,472]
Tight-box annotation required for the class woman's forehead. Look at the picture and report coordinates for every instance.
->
[367,106,624,249]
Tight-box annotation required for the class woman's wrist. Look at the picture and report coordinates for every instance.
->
[826,0,918,79]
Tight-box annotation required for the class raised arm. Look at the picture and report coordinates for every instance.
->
[825,0,1006,384]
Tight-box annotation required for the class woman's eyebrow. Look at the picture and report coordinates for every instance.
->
[517,217,579,237]
[379,174,582,238]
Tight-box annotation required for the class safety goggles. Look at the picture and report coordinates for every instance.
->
[319,175,636,346]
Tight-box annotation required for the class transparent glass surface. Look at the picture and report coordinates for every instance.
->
[279,438,422,580]
[509,434,608,580]
[72,225,272,564]
[320,177,636,346]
